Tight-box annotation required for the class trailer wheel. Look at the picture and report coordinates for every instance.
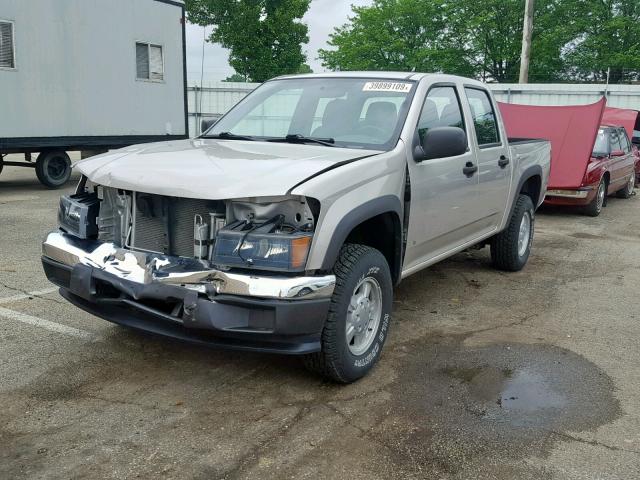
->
[36,151,72,188]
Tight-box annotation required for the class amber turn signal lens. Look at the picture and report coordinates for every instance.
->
[290,235,312,270]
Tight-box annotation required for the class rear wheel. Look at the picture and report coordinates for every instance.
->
[584,178,607,216]
[490,194,535,272]
[616,174,635,199]
[36,150,72,189]
[303,244,392,383]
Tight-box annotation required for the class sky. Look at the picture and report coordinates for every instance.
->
[184,0,373,84]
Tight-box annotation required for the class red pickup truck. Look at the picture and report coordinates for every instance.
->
[545,125,636,216]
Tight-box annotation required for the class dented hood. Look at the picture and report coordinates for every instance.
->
[76,139,379,199]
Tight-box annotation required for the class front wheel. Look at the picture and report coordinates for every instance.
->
[584,178,607,216]
[304,244,393,383]
[490,194,535,272]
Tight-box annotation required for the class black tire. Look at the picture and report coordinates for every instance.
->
[584,177,607,217]
[35,150,72,189]
[303,244,393,383]
[490,194,535,272]
[616,174,635,199]
[0,156,3,176]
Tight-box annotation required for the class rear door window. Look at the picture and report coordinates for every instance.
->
[464,88,500,147]
[619,129,631,153]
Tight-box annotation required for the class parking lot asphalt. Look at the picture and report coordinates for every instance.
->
[1,158,639,479]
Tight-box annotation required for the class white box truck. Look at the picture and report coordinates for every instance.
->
[0,0,188,187]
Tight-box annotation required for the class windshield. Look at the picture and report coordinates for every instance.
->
[592,129,608,157]
[203,78,417,150]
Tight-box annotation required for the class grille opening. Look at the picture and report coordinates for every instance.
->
[130,193,224,258]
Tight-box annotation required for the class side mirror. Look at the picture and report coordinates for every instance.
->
[201,118,219,134]
[414,127,467,162]
[610,149,625,157]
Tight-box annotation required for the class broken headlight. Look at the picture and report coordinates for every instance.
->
[58,193,101,239]
[213,217,313,272]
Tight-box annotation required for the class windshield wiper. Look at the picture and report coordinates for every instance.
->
[268,134,336,147]
[201,131,255,141]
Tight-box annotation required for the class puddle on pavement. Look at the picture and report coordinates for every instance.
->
[498,370,566,412]
[383,339,621,477]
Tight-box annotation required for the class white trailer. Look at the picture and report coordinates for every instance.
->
[0,0,188,187]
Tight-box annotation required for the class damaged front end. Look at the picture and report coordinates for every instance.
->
[43,177,334,354]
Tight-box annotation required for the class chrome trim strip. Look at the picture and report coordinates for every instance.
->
[42,231,335,300]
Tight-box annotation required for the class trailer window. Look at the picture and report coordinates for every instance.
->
[0,21,15,69]
[136,42,163,81]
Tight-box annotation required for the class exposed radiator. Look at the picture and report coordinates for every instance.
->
[131,193,222,257]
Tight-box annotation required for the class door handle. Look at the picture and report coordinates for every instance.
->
[463,162,478,177]
[498,155,510,168]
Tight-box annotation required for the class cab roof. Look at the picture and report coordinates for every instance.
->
[272,72,488,88]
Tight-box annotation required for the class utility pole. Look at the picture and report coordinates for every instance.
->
[519,0,535,83]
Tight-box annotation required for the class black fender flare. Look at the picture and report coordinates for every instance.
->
[320,195,403,280]
[508,165,543,220]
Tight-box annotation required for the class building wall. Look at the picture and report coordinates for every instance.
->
[489,83,640,110]
[0,0,186,139]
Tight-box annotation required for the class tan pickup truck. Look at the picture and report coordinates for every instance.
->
[43,72,551,382]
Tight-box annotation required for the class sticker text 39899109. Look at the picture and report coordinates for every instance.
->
[362,81,413,93]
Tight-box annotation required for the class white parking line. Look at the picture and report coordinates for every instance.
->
[0,287,59,305]
[0,306,94,339]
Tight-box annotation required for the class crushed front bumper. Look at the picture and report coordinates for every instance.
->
[41,231,336,354]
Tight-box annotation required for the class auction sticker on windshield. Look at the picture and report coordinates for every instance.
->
[363,81,413,93]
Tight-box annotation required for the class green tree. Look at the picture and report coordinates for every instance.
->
[319,0,475,77]
[186,0,311,82]
[448,0,581,82]
[297,63,314,74]
[320,0,639,83]
[563,0,640,83]
[223,72,248,82]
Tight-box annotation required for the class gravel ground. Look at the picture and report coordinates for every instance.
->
[1,156,639,479]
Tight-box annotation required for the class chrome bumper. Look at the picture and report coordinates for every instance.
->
[546,188,590,199]
[42,231,335,300]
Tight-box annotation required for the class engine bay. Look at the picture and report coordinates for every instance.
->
[58,178,319,273]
